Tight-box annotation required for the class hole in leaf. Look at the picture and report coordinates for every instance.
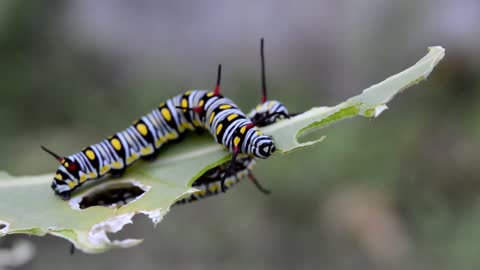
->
[106,214,153,241]
[78,182,147,210]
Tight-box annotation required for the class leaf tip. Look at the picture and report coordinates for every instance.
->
[427,46,445,55]
[424,46,446,77]
[141,207,169,227]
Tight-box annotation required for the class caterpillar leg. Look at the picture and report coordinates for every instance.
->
[194,128,206,135]
[70,243,75,255]
[110,168,126,177]
[141,150,160,161]
[58,191,71,201]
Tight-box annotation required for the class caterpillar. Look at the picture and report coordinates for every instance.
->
[175,99,290,205]
[176,38,292,204]
[43,64,276,200]
[175,157,257,204]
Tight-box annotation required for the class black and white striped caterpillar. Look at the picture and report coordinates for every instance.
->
[175,100,290,204]
[43,39,285,201]
[176,39,291,204]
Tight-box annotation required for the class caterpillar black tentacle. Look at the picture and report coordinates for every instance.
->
[44,64,276,199]
[248,172,271,195]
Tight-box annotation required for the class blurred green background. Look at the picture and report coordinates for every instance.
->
[0,1,479,269]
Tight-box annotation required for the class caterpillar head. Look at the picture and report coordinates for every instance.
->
[248,100,289,127]
[251,135,276,159]
[42,146,81,200]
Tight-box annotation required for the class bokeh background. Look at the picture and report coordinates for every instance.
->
[0,1,479,269]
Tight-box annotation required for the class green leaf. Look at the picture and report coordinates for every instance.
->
[0,46,444,253]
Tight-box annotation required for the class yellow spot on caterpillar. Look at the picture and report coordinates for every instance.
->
[177,125,185,133]
[55,174,63,180]
[234,136,241,146]
[161,108,172,121]
[225,179,234,187]
[181,121,193,130]
[192,119,201,127]
[185,90,193,95]
[227,114,238,121]
[64,162,69,168]
[136,123,148,136]
[181,98,188,108]
[111,138,122,151]
[140,146,154,155]
[79,174,87,183]
[216,124,223,135]
[208,183,219,193]
[240,126,247,134]
[256,104,262,110]
[85,150,95,160]
[100,165,110,175]
[256,131,263,135]
[197,189,207,197]
[88,172,97,178]
[198,100,204,107]
[155,137,168,148]
[68,181,76,188]
[209,112,215,124]
[219,104,232,110]
[111,161,123,169]
[166,132,178,140]
[207,92,214,97]
[126,153,139,164]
